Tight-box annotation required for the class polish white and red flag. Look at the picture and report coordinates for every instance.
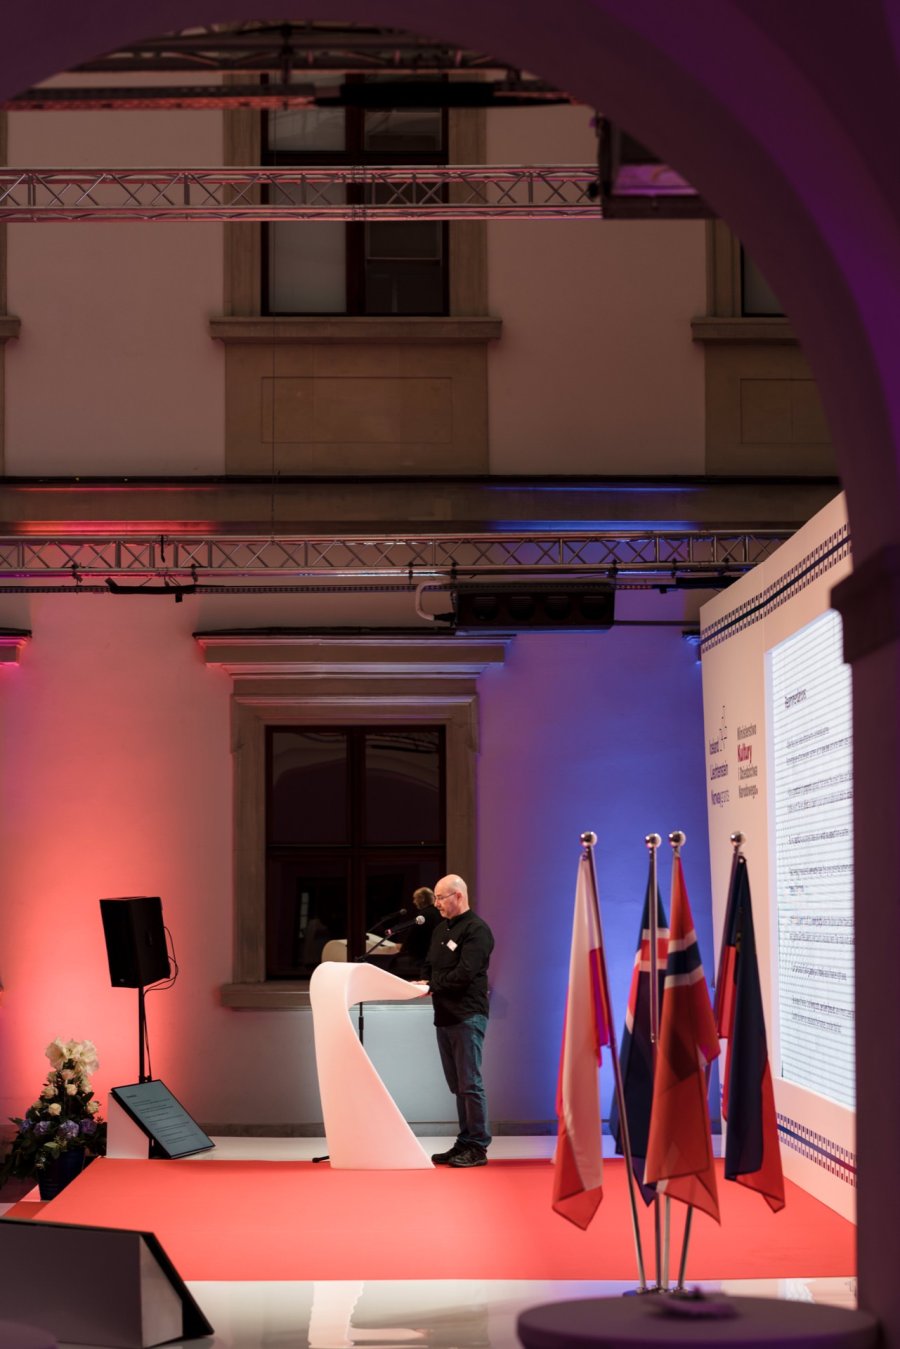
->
[552,852,610,1229]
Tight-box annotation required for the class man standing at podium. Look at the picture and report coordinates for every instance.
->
[422,874,494,1169]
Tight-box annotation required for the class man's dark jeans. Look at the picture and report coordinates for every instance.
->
[436,1013,491,1151]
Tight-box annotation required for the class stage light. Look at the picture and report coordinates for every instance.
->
[453,581,615,630]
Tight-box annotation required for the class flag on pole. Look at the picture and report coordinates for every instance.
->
[553,852,610,1229]
[608,865,669,1203]
[716,854,785,1212]
[645,855,721,1223]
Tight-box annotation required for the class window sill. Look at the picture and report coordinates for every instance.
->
[221,981,433,1010]
[691,316,796,344]
[209,316,502,345]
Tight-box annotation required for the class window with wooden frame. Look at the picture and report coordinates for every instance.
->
[263,84,449,316]
[266,724,446,976]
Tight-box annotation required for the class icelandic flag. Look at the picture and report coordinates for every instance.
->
[716,854,785,1212]
[553,852,610,1229]
[608,863,669,1203]
[645,855,721,1223]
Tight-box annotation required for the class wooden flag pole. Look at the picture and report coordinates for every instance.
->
[581,831,648,1292]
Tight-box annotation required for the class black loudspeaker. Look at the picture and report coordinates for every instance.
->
[100,895,171,988]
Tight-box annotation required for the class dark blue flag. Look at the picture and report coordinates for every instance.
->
[609,864,669,1204]
[718,854,785,1212]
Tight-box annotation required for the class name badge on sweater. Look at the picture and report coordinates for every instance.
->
[446,939,458,951]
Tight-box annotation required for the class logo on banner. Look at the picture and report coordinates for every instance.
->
[737,720,759,800]
[709,704,730,807]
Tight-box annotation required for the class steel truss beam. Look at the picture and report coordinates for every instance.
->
[66,24,534,77]
[4,81,566,113]
[0,531,790,590]
[0,166,601,222]
[2,24,570,110]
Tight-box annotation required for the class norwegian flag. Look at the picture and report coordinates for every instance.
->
[645,855,721,1223]
[716,853,785,1212]
[552,852,611,1229]
[609,864,669,1203]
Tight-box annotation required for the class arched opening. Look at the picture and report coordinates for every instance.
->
[2,3,900,1338]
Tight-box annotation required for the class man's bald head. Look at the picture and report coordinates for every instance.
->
[434,874,469,919]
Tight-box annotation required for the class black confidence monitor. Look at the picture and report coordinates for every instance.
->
[111,1080,215,1159]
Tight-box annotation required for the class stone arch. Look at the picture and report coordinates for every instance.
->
[3,1,900,1338]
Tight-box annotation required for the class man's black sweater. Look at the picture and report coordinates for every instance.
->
[425,909,494,1026]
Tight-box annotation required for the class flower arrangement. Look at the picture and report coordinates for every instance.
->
[0,1038,107,1182]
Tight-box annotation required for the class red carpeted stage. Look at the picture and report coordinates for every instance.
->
[19,1157,854,1282]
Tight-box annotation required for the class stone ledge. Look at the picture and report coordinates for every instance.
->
[210,315,503,344]
[691,315,796,343]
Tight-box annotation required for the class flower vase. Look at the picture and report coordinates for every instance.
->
[37,1147,85,1200]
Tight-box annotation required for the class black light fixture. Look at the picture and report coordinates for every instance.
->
[106,579,196,603]
[453,580,615,631]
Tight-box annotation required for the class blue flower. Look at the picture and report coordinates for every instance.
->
[18,1119,32,1133]
[33,1120,50,1136]
[79,1119,97,1136]
[59,1120,80,1140]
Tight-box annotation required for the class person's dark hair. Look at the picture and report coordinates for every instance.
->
[413,886,435,909]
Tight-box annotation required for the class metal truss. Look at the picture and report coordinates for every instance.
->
[0,531,791,590]
[67,23,540,77]
[4,79,566,113]
[3,23,571,110]
[0,166,601,222]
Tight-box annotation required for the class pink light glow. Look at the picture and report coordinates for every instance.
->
[0,595,233,1123]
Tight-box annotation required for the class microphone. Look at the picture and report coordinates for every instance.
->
[385,915,426,938]
[368,907,407,934]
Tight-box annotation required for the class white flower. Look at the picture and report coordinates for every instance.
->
[70,1040,100,1078]
[66,1084,77,1095]
[45,1038,99,1079]
[47,1103,62,1116]
[40,1084,56,1099]
[87,1101,100,1115]
[45,1038,68,1070]
[60,1069,74,1081]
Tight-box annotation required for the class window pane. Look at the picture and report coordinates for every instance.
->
[269,215,347,313]
[269,729,348,843]
[363,853,444,973]
[364,107,443,153]
[364,259,444,315]
[364,729,442,842]
[267,856,348,978]
[367,220,442,260]
[741,247,784,316]
[268,103,346,153]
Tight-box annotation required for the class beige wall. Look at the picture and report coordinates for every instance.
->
[486,106,706,474]
[1,93,709,480]
[4,78,225,475]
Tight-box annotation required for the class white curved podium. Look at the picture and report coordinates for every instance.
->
[309,960,434,1169]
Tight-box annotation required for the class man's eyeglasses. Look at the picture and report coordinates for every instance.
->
[435,891,456,903]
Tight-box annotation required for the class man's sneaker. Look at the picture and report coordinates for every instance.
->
[448,1144,488,1168]
[431,1142,466,1165]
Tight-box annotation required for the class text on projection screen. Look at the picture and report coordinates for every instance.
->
[769,609,854,1109]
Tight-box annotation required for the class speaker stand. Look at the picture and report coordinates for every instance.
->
[138,985,150,1084]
